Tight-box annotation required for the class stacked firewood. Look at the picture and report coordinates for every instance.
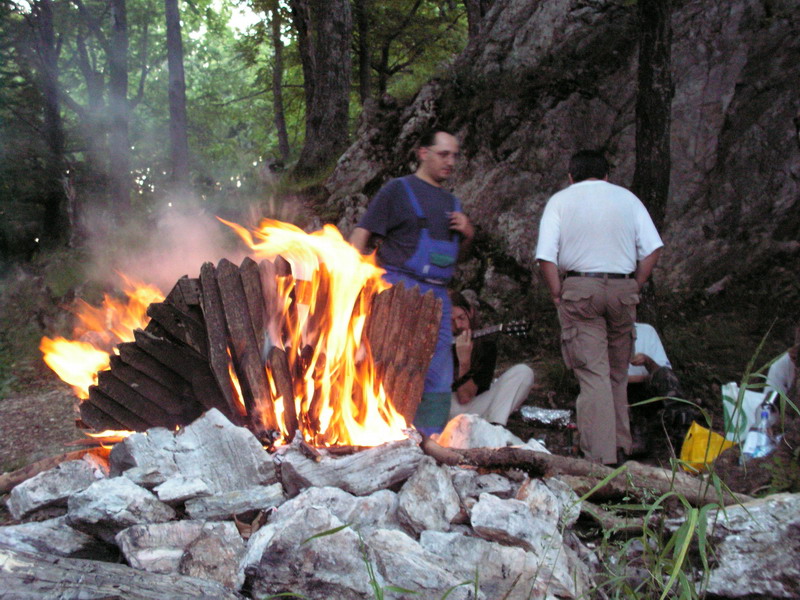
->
[79,257,441,443]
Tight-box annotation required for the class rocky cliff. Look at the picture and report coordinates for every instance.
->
[323,0,799,304]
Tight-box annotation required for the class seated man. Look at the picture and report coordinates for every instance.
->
[627,322,684,403]
[765,325,798,398]
[448,292,534,426]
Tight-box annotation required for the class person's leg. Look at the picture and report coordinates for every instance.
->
[482,364,534,425]
[606,278,639,456]
[449,388,496,419]
[413,283,453,434]
[559,278,616,464]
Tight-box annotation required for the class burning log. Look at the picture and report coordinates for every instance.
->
[73,246,441,447]
[267,347,298,440]
[364,280,441,424]
[199,262,245,424]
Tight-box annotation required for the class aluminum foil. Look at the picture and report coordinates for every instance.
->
[520,406,572,427]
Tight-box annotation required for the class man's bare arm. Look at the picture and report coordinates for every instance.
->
[634,248,662,290]
[349,227,372,254]
[538,260,562,305]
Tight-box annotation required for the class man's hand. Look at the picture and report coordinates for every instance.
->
[349,227,372,254]
[630,352,658,374]
[454,329,473,371]
[448,211,474,240]
[537,260,562,306]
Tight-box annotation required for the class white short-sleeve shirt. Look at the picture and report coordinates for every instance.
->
[535,180,663,273]
[765,352,796,396]
[628,322,671,377]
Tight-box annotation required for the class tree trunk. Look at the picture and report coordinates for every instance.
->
[288,0,352,180]
[108,0,131,214]
[33,0,68,247]
[631,0,672,232]
[164,0,190,193]
[269,3,290,163]
[353,0,371,103]
[462,0,494,39]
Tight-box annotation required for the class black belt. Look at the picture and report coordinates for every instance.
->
[566,271,634,279]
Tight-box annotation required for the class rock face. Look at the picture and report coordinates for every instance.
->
[324,0,800,296]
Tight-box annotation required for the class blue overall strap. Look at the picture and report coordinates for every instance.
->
[400,176,460,242]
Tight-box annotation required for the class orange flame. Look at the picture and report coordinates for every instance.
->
[40,220,408,447]
[40,276,164,399]
[223,218,406,446]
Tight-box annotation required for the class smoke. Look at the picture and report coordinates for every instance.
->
[83,195,251,294]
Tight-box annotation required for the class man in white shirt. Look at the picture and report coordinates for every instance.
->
[535,150,663,465]
[628,322,684,400]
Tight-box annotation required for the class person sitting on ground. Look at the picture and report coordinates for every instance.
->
[765,324,798,399]
[627,322,685,403]
[626,322,695,456]
[448,292,534,427]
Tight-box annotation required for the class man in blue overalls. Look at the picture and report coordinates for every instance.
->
[350,129,474,435]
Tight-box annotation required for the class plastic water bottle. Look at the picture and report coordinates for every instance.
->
[740,409,775,463]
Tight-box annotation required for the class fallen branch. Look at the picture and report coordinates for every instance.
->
[0,545,244,599]
[580,501,647,537]
[420,438,751,507]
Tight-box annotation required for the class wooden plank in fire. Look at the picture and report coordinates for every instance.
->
[267,347,298,441]
[189,368,242,418]
[216,258,278,433]
[177,276,202,306]
[117,342,192,396]
[131,327,233,420]
[365,284,394,364]
[109,355,201,422]
[145,301,208,359]
[78,396,126,431]
[133,329,207,376]
[84,386,152,431]
[363,283,441,427]
[382,282,419,367]
[258,259,281,348]
[96,370,175,428]
[239,257,268,358]
[408,289,441,372]
[163,277,191,313]
[199,262,245,424]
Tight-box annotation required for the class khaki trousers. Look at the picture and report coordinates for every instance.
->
[558,276,640,464]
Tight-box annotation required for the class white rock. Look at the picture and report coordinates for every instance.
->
[110,409,277,494]
[365,528,480,600]
[438,414,525,449]
[6,459,105,520]
[397,456,461,536]
[420,530,567,600]
[67,477,176,543]
[242,504,371,600]
[154,476,212,504]
[0,516,112,559]
[470,493,577,598]
[279,437,423,497]
[184,483,285,520]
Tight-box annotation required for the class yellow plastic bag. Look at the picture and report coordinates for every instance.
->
[679,421,735,472]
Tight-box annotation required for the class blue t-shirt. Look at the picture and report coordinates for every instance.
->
[357,175,460,269]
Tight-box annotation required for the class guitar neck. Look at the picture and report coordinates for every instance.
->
[472,324,504,340]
